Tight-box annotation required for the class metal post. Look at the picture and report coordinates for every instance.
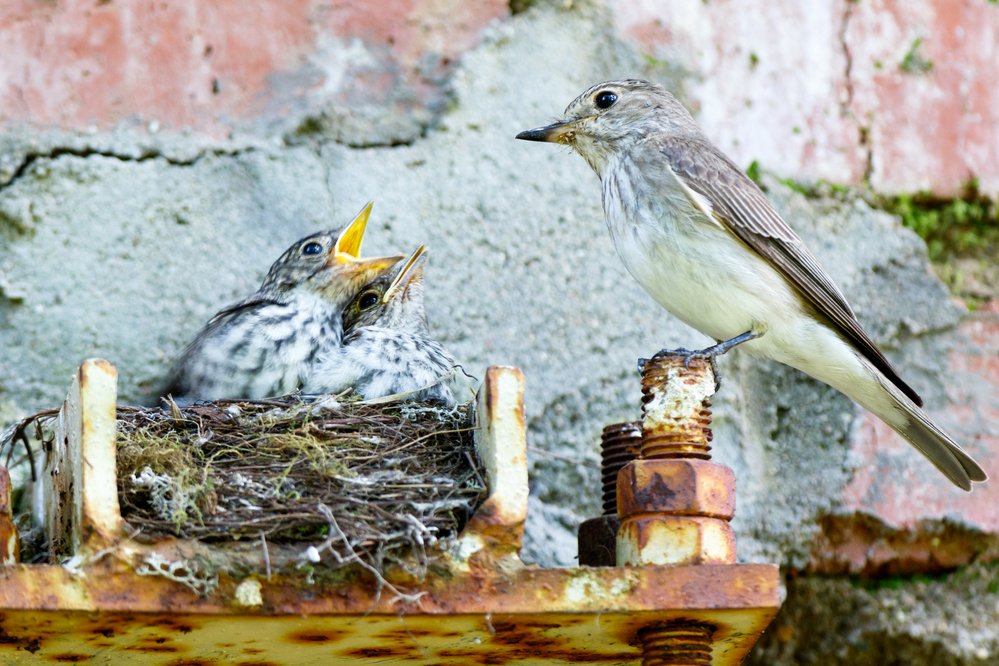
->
[619,353,741,663]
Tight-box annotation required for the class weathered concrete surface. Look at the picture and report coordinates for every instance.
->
[0,1,996,663]
[748,564,999,665]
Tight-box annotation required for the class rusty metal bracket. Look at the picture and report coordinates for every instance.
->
[0,466,18,565]
[0,359,780,665]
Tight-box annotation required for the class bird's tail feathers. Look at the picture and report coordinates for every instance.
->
[875,374,987,492]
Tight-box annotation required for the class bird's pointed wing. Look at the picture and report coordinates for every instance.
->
[660,135,923,407]
[204,295,283,327]
[162,295,284,398]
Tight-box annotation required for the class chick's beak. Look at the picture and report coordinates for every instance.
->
[330,200,374,264]
[382,245,426,304]
[515,119,578,144]
[339,254,405,287]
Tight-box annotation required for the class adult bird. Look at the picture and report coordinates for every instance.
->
[163,202,403,402]
[516,79,986,490]
[303,245,458,406]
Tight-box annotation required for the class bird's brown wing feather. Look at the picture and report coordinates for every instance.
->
[660,135,923,407]
[162,296,283,398]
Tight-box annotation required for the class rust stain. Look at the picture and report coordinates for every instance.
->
[0,468,19,565]
[809,512,999,576]
[634,471,678,507]
[341,645,419,658]
[286,629,348,644]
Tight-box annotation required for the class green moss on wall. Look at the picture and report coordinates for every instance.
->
[877,180,998,263]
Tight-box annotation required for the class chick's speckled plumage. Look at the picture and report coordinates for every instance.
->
[304,251,458,406]
[164,223,401,402]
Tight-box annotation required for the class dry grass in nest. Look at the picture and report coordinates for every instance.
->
[4,395,486,580]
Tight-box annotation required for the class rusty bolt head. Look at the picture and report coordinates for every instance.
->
[616,459,735,520]
[577,515,620,567]
[617,515,736,566]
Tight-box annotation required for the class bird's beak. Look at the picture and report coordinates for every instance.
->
[331,200,375,263]
[325,200,405,286]
[339,254,405,285]
[382,245,426,303]
[515,119,578,145]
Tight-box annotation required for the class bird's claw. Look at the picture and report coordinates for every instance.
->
[642,331,760,389]
[644,346,724,390]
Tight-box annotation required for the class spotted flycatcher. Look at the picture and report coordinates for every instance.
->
[517,79,985,490]
[304,246,458,406]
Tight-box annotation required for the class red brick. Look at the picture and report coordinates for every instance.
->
[0,0,507,136]
[614,0,999,196]
[845,0,999,196]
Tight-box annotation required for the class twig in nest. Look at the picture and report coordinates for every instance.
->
[311,503,428,607]
[260,532,272,581]
[0,408,58,481]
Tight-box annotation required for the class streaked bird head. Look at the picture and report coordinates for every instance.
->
[516,79,699,173]
[260,200,404,305]
[342,245,430,335]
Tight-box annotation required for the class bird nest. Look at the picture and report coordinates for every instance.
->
[4,396,486,585]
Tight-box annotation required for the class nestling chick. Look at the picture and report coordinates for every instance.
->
[163,202,403,402]
[303,246,458,406]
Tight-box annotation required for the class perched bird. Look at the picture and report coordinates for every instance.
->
[303,245,458,406]
[163,202,403,402]
[516,79,986,490]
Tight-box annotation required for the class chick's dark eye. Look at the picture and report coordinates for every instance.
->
[301,242,323,256]
[594,90,618,109]
[358,292,379,310]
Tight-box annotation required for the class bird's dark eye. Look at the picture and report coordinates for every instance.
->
[594,90,618,109]
[358,292,379,310]
[301,242,323,256]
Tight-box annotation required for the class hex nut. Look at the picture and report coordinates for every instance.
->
[617,515,736,566]
[616,459,735,519]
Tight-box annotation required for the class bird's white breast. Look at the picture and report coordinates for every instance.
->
[600,155,803,354]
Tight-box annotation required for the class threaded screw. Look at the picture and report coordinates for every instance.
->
[639,355,714,460]
[637,621,714,666]
[600,421,642,515]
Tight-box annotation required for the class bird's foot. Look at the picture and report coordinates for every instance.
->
[643,330,762,391]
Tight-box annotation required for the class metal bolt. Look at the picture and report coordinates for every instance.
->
[624,354,734,662]
[578,421,641,566]
[637,621,714,666]
[600,421,642,515]
[639,355,714,460]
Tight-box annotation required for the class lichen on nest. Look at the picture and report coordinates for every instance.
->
[117,396,484,556]
[5,395,486,580]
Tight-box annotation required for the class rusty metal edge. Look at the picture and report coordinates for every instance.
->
[0,559,780,614]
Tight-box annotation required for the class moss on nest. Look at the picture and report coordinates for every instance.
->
[115,396,484,548]
[4,395,486,578]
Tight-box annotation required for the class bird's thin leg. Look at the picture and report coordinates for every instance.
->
[641,330,763,389]
[695,330,762,358]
